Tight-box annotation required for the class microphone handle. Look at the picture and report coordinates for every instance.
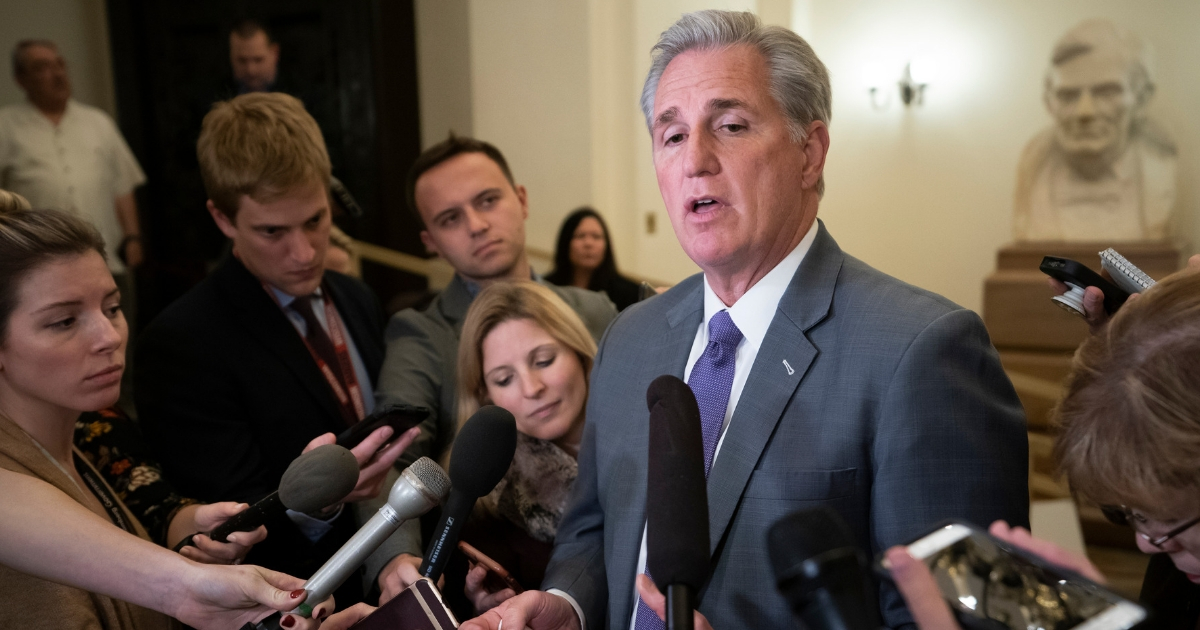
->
[240,612,281,630]
[209,492,283,543]
[296,505,408,615]
[666,584,694,630]
[419,491,475,580]
[171,491,283,552]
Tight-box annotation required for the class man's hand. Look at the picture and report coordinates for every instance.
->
[635,574,714,630]
[377,553,425,605]
[465,561,517,613]
[173,502,268,565]
[303,425,419,506]
[459,590,581,630]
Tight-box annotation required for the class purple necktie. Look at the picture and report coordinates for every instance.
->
[634,310,742,630]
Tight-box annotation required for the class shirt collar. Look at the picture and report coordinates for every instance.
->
[460,269,541,299]
[701,220,818,349]
[269,284,323,309]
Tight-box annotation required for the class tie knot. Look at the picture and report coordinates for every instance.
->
[707,310,743,348]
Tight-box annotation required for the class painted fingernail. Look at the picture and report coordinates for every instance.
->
[316,608,328,619]
[281,615,296,628]
[290,589,305,599]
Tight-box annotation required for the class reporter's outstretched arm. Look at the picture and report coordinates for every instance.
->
[0,469,313,629]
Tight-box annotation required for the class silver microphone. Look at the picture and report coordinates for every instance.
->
[293,456,451,617]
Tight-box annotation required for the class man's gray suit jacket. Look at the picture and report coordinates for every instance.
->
[362,274,617,581]
[543,222,1029,629]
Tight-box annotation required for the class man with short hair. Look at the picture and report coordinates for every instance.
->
[367,134,617,601]
[135,92,410,606]
[0,40,146,319]
[463,11,1027,630]
[229,19,280,94]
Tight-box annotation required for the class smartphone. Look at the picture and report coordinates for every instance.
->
[1040,256,1130,317]
[883,521,1145,630]
[335,403,429,450]
[458,540,524,594]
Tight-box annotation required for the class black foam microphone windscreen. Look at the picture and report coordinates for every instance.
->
[420,405,517,580]
[767,506,881,630]
[180,444,360,549]
[646,375,710,629]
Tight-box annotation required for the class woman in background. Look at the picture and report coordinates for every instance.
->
[546,207,641,311]
[454,281,597,612]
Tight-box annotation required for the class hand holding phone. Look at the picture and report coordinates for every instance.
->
[881,520,1145,630]
[1040,256,1130,318]
[335,403,429,450]
[459,540,524,595]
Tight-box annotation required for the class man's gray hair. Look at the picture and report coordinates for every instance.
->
[640,10,831,195]
[1046,19,1153,102]
[11,39,58,79]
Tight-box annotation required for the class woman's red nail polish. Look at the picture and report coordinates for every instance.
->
[316,608,328,619]
[281,615,296,628]
[290,589,305,599]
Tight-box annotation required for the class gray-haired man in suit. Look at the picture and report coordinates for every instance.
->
[463,10,1028,630]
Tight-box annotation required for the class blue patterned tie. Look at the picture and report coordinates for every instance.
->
[634,310,742,629]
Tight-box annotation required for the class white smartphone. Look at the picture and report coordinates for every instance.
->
[887,522,1146,630]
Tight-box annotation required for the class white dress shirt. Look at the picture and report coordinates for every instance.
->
[550,221,819,629]
[0,99,146,273]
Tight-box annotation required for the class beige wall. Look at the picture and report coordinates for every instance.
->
[808,0,1200,311]
[0,0,114,115]
[422,0,1200,310]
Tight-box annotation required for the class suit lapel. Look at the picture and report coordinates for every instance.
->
[705,222,844,555]
[214,257,344,429]
[324,274,382,377]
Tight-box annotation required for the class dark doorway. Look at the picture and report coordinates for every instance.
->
[106,0,426,325]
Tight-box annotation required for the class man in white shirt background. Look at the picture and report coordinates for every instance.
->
[0,39,146,333]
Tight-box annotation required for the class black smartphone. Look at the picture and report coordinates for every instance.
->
[880,521,1145,630]
[1039,256,1130,317]
[335,403,429,450]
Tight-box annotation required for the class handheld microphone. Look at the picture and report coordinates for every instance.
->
[645,375,710,630]
[767,507,881,630]
[419,405,517,582]
[174,444,359,551]
[244,457,451,629]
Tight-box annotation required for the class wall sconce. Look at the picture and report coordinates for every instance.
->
[867,56,936,109]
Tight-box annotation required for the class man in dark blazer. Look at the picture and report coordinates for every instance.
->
[463,11,1028,630]
[135,93,412,605]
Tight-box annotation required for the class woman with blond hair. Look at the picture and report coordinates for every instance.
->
[451,281,597,612]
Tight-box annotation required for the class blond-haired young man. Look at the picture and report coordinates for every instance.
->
[135,93,413,606]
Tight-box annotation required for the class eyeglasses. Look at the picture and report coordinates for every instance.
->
[1101,505,1200,549]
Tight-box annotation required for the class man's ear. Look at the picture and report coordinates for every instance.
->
[207,200,238,239]
[800,120,830,191]
[419,230,441,257]
[515,184,529,220]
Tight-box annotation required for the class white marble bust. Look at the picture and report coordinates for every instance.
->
[1014,19,1176,242]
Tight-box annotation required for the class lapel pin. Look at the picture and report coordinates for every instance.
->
[782,359,795,375]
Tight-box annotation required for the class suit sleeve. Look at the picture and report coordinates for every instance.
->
[871,308,1029,628]
[540,322,615,626]
[362,311,456,578]
[134,320,275,506]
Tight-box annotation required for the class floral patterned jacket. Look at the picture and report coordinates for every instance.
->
[74,407,197,546]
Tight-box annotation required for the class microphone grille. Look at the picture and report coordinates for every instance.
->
[406,456,451,501]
